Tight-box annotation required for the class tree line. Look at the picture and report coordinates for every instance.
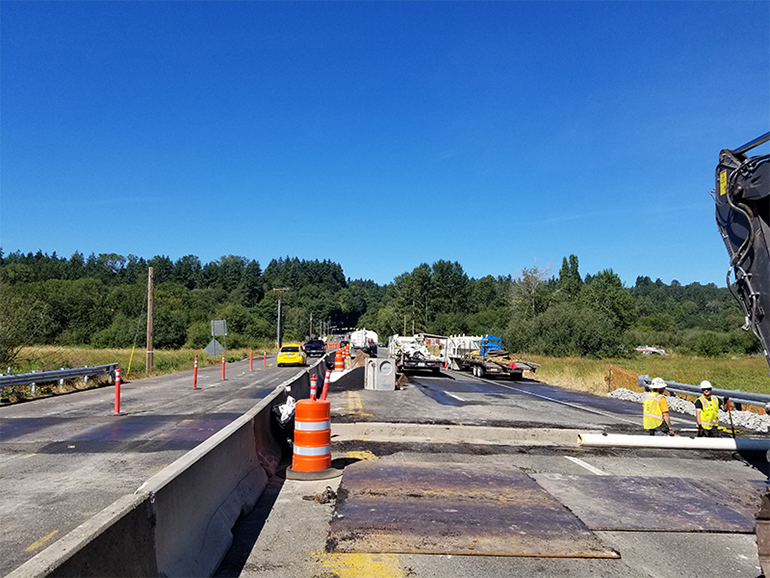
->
[0,249,758,366]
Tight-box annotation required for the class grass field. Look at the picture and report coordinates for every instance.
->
[8,345,275,379]
[526,353,770,397]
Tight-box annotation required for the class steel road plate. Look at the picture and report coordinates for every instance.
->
[327,461,618,558]
[533,474,768,533]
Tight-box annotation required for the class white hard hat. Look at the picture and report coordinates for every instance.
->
[700,380,713,390]
[650,377,667,389]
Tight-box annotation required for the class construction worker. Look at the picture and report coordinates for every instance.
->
[643,377,675,436]
[695,380,720,437]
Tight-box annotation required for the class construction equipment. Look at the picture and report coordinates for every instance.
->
[714,131,770,369]
[389,334,444,374]
[716,132,770,576]
[447,335,539,380]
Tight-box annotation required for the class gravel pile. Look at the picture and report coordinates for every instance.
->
[608,387,770,433]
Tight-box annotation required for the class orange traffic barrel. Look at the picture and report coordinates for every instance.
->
[287,399,341,480]
[334,352,345,372]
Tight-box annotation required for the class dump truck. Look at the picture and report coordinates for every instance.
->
[446,334,539,380]
[389,334,443,374]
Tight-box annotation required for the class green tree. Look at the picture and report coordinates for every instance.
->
[0,285,51,366]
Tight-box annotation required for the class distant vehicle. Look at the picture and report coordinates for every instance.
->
[277,343,307,367]
[635,346,667,356]
[303,339,326,357]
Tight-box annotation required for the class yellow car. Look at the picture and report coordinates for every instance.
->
[277,343,307,367]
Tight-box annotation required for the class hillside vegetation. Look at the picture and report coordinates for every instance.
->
[0,250,761,371]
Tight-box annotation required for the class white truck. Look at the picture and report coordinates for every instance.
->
[350,328,379,357]
[388,334,443,374]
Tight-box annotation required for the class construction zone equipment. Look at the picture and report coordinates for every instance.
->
[334,352,345,372]
[286,397,341,481]
[447,335,539,380]
[714,133,770,577]
[389,334,444,374]
[714,132,770,370]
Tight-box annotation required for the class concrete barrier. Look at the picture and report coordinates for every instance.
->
[8,358,328,578]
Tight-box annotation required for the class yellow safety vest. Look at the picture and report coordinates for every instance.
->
[697,395,719,429]
[643,392,664,429]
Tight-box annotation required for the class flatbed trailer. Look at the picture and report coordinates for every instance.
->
[447,335,539,380]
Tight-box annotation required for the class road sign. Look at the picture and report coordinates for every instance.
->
[205,338,224,360]
[211,320,227,337]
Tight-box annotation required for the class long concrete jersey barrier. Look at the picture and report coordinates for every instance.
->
[578,432,770,452]
[8,358,329,578]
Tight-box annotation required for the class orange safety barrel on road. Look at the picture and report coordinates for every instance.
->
[334,352,345,372]
[291,399,332,472]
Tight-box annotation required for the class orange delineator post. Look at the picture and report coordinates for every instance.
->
[114,365,121,415]
[291,399,332,472]
[321,369,331,400]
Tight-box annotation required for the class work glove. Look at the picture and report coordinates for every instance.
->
[669,430,675,437]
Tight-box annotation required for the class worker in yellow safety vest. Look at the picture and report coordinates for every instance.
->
[643,377,675,436]
[696,380,720,437]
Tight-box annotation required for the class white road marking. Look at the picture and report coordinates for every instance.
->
[493,381,639,425]
[445,392,465,402]
[565,456,607,475]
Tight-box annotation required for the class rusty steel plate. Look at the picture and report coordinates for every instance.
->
[327,461,618,558]
[533,473,768,533]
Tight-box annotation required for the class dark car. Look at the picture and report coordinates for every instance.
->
[303,339,326,357]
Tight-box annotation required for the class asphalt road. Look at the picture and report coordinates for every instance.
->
[0,355,311,576]
[219,367,769,578]
[3,359,768,578]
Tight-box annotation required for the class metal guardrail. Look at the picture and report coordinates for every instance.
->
[0,364,118,390]
[637,375,770,410]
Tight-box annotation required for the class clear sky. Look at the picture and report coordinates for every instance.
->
[1,1,768,287]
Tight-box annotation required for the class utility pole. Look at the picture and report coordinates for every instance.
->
[273,288,289,349]
[309,312,313,339]
[146,267,154,372]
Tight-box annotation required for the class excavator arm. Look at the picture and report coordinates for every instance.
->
[719,133,770,577]
[714,132,770,371]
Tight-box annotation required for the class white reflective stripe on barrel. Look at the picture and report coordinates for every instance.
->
[293,445,331,456]
[295,420,330,431]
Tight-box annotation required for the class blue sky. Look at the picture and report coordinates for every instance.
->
[1,1,768,287]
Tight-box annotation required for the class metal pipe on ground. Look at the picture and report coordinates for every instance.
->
[578,433,770,452]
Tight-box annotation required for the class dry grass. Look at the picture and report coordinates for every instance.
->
[11,345,276,378]
[527,353,770,397]
[2,346,277,403]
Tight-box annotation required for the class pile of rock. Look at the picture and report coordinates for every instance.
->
[608,387,770,433]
